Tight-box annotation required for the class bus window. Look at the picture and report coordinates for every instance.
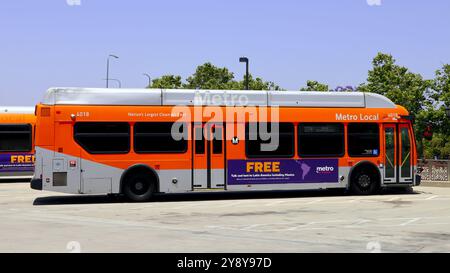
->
[195,127,205,154]
[245,123,294,158]
[347,123,380,157]
[134,122,187,154]
[0,124,32,152]
[212,126,223,154]
[74,122,130,154]
[298,123,344,157]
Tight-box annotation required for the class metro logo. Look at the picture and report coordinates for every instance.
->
[246,162,280,173]
[10,155,35,164]
[316,166,335,174]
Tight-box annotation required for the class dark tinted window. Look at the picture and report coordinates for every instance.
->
[384,127,395,178]
[74,122,130,154]
[246,123,294,158]
[212,127,223,154]
[401,127,412,178]
[348,123,380,157]
[195,127,205,154]
[0,124,32,152]
[134,122,187,153]
[298,123,344,157]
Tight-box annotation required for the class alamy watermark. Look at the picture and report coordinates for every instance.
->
[367,0,382,6]
[66,0,81,6]
[66,241,82,253]
[170,93,281,152]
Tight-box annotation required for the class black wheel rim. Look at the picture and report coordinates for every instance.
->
[130,177,150,196]
[357,173,372,190]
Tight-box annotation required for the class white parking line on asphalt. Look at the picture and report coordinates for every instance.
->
[400,218,422,226]
[387,197,399,201]
[304,199,324,205]
[216,200,248,208]
[344,219,372,228]
[264,200,286,207]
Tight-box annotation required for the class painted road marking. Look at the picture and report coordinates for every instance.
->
[400,218,422,226]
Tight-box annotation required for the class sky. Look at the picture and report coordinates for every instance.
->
[0,0,449,105]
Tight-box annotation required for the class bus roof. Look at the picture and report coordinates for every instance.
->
[41,87,397,109]
[0,107,35,114]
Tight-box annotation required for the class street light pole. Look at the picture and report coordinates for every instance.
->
[239,57,249,90]
[143,73,152,88]
[106,54,119,88]
[103,78,121,88]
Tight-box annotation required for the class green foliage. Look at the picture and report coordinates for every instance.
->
[433,64,450,136]
[184,63,235,90]
[235,74,283,91]
[434,64,450,106]
[149,75,183,89]
[300,80,329,91]
[358,53,431,118]
[356,52,450,159]
[422,133,450,159]
[150,62,281,91]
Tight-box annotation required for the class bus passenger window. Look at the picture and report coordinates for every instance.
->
[195,127,205,154]
[134,122,188,154]
[0,124,32,152]
[348,123,380,157]
[212,127,223,154]
[298,123,344,157]
[245,123,294,158]
[401,127,412,178]
[74,122,130,154]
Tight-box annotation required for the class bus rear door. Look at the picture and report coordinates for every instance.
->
[193,123,225,189]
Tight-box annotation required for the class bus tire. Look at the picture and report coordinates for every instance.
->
[350,165,380,195]
[122,171,156,202]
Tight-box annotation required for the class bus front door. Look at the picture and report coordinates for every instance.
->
[193,123,225,190]
[383,124,414,184]
[399,124,413,184]
[383,124,397,184]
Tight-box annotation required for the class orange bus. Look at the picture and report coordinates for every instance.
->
[31,88,420,201]
[0,107,36,180]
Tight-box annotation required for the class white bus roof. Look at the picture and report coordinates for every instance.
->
[0,107,35,114]
[41,88,397,109]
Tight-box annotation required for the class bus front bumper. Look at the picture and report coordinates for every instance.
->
[31,179,43,191]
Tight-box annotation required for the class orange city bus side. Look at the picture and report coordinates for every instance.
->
[31,102,419,200]
[0,107,36,180]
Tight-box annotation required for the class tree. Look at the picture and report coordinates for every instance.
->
[358,53,434,158]
[300,80,329,91]
[358,53,431,118]
[182,62,282,91]
[434,64,450,107]
[232,74,282,91]
[149,75,183,89]
[184,63,235,90]
[433,64,450,136]
[423,133,450,159]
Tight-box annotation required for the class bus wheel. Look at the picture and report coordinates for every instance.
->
[350,166,380,195]
[122,172,156,202]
